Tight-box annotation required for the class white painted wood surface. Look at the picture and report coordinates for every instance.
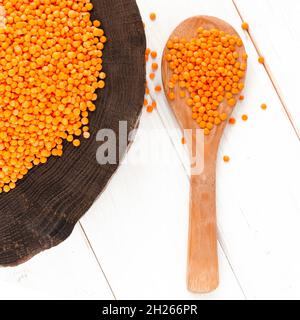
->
[81,110,245,300]
[1,0,300,300]
[234,0,300,136]
[0,225,114,300]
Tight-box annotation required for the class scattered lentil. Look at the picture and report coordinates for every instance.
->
[258,56,265,64]
[147,106,154,113]
[229,118,236,125]
[242,114,248,121]
[151,63,158,71]
[241,22,249,31]
[149,73,155,80]
[151,51,157,59]
[261,103,267,110]
[150,13,156,21]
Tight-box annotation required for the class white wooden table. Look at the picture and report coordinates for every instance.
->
[1,0,300,300]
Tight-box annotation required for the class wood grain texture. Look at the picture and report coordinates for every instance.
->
[162,16,247,293]
[0,0,146,266]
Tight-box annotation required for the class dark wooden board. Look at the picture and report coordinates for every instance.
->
[0,0,146,266]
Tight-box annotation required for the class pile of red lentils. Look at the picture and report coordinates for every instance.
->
[0,0,106,193]
[146,15,267,164]
[165,27,247,136]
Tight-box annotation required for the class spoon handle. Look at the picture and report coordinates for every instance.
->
[187,168,219,293]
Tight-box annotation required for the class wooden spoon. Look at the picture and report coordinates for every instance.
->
[162,16,247,293]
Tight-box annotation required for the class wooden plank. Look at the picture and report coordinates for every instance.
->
[137,0,300,299]
[0,225,114,300]
[233,0,300,136]
[81,109,245,299]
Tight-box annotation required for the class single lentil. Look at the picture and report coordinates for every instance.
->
[241,22,249,31]
[151,51,157,59]
[258,56,265,64]
[147,106,154,113]
[150,13,156,21]
[242,114,248,121]
[229,117,236,125]
[149,73,155,80]
[155,85,162,92]
[261,103,267,110]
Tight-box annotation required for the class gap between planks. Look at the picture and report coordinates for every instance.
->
[232,0,300,140]
[79,222,117,300]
